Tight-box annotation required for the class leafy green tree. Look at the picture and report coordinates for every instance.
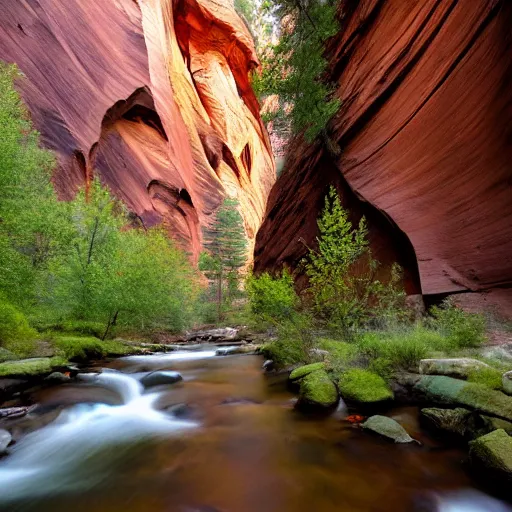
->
[0,63,69,311]
[246,270,298,321]
[304,186,405,335]
[200,198,247,321]
[253,0,340,141]
[49,181,200,337]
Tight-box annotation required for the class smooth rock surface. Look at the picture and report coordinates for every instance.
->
[140,371,182,388]
[254,0,512,313]
[419,358,492,378]
[0,0,275,261]
[414,375,512,422]
[361,415,415,444]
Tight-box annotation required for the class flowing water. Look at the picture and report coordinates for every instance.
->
[0,349,510,512]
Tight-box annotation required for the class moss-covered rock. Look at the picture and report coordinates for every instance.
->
[414,375,512,422]
[503,370,512,396]
[52,336,137,362]
[289,362,325,381]
[0,357,68,378]
[469,429,512,487]
[420,407,472,438]
[361,415,416,443]
[297,369,338,410]
[338,369,393,404]
[418,358,492,378]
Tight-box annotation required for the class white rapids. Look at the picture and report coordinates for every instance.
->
[0,366,198,504]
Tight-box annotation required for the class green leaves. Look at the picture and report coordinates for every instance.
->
[304,186,406,334]
[254,0,340,141]
[0,63,201,339]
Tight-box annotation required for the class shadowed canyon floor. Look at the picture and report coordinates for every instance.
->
[0,350,510,512]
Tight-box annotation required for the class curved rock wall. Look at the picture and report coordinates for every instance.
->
[0,0,275,258]
[255,0,512,310]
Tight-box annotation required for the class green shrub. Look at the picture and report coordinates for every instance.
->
[0,299,37,357]
[355,326,447,373]
[246,270,298,321]
[337,369,393,403]
[303,186,406,336]
[430,299,486,348]
[261,313,315,367]
[467,367,503,391]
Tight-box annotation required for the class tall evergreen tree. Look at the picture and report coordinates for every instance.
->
[200,198,247,321]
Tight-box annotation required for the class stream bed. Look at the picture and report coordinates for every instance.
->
[0,349,510,512]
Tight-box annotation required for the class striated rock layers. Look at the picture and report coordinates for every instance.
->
[0,0,275,259]
[255,0,512,312]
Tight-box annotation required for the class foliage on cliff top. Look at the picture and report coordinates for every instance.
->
[253,0,340,141]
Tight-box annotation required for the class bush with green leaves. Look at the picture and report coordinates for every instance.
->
[261,312,316,367]
[0,63,203,347]
[303,186,406,335]
[0,298,37,357]
[246,270,298,321]
[429,299,486,348]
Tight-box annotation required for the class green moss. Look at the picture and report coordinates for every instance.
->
[469,429,512,477]
[415,375,512,421]
[0,299,37,357]
[338,368,394,403]
[289,362,325,381]
[298,369,338,408]
[468,367,503,391]
[0,356,68,377]
[52,336,136,362]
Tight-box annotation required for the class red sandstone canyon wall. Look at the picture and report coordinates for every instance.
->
[254,0,512,314]
[0,0,275,259]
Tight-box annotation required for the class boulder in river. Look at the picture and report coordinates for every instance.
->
[361,415,416,443]
[296,369,338,411]
[140,371,183,388]
[0,429,12,455]
[469,429,512,488]
[289,362,325,382]
[338,369,393,404]
[420,407,472,438]
[414,375,512,421]
[418,358,492,378]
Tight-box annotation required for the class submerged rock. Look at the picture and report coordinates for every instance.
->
[361,415,416,443]
[419,358,492,378]
[289,363,325,382]
[215,345,256,356]
[414,375,512,421]
[140,371,183,388]
[296,370,338,410]
[469,429,512,487]
[0,429,12,455]
[44,372,72,384]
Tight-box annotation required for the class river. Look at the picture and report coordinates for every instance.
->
[0,349,510,512]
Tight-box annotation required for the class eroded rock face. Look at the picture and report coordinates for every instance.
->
[254,0,512,309]
[0,0,275,259]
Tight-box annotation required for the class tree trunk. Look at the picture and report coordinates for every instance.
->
[217,269,223,323]
[101,310,119,341]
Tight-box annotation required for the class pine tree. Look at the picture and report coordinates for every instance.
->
[200,198,247,321]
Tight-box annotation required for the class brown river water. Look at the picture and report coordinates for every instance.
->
[0,349,510,512]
